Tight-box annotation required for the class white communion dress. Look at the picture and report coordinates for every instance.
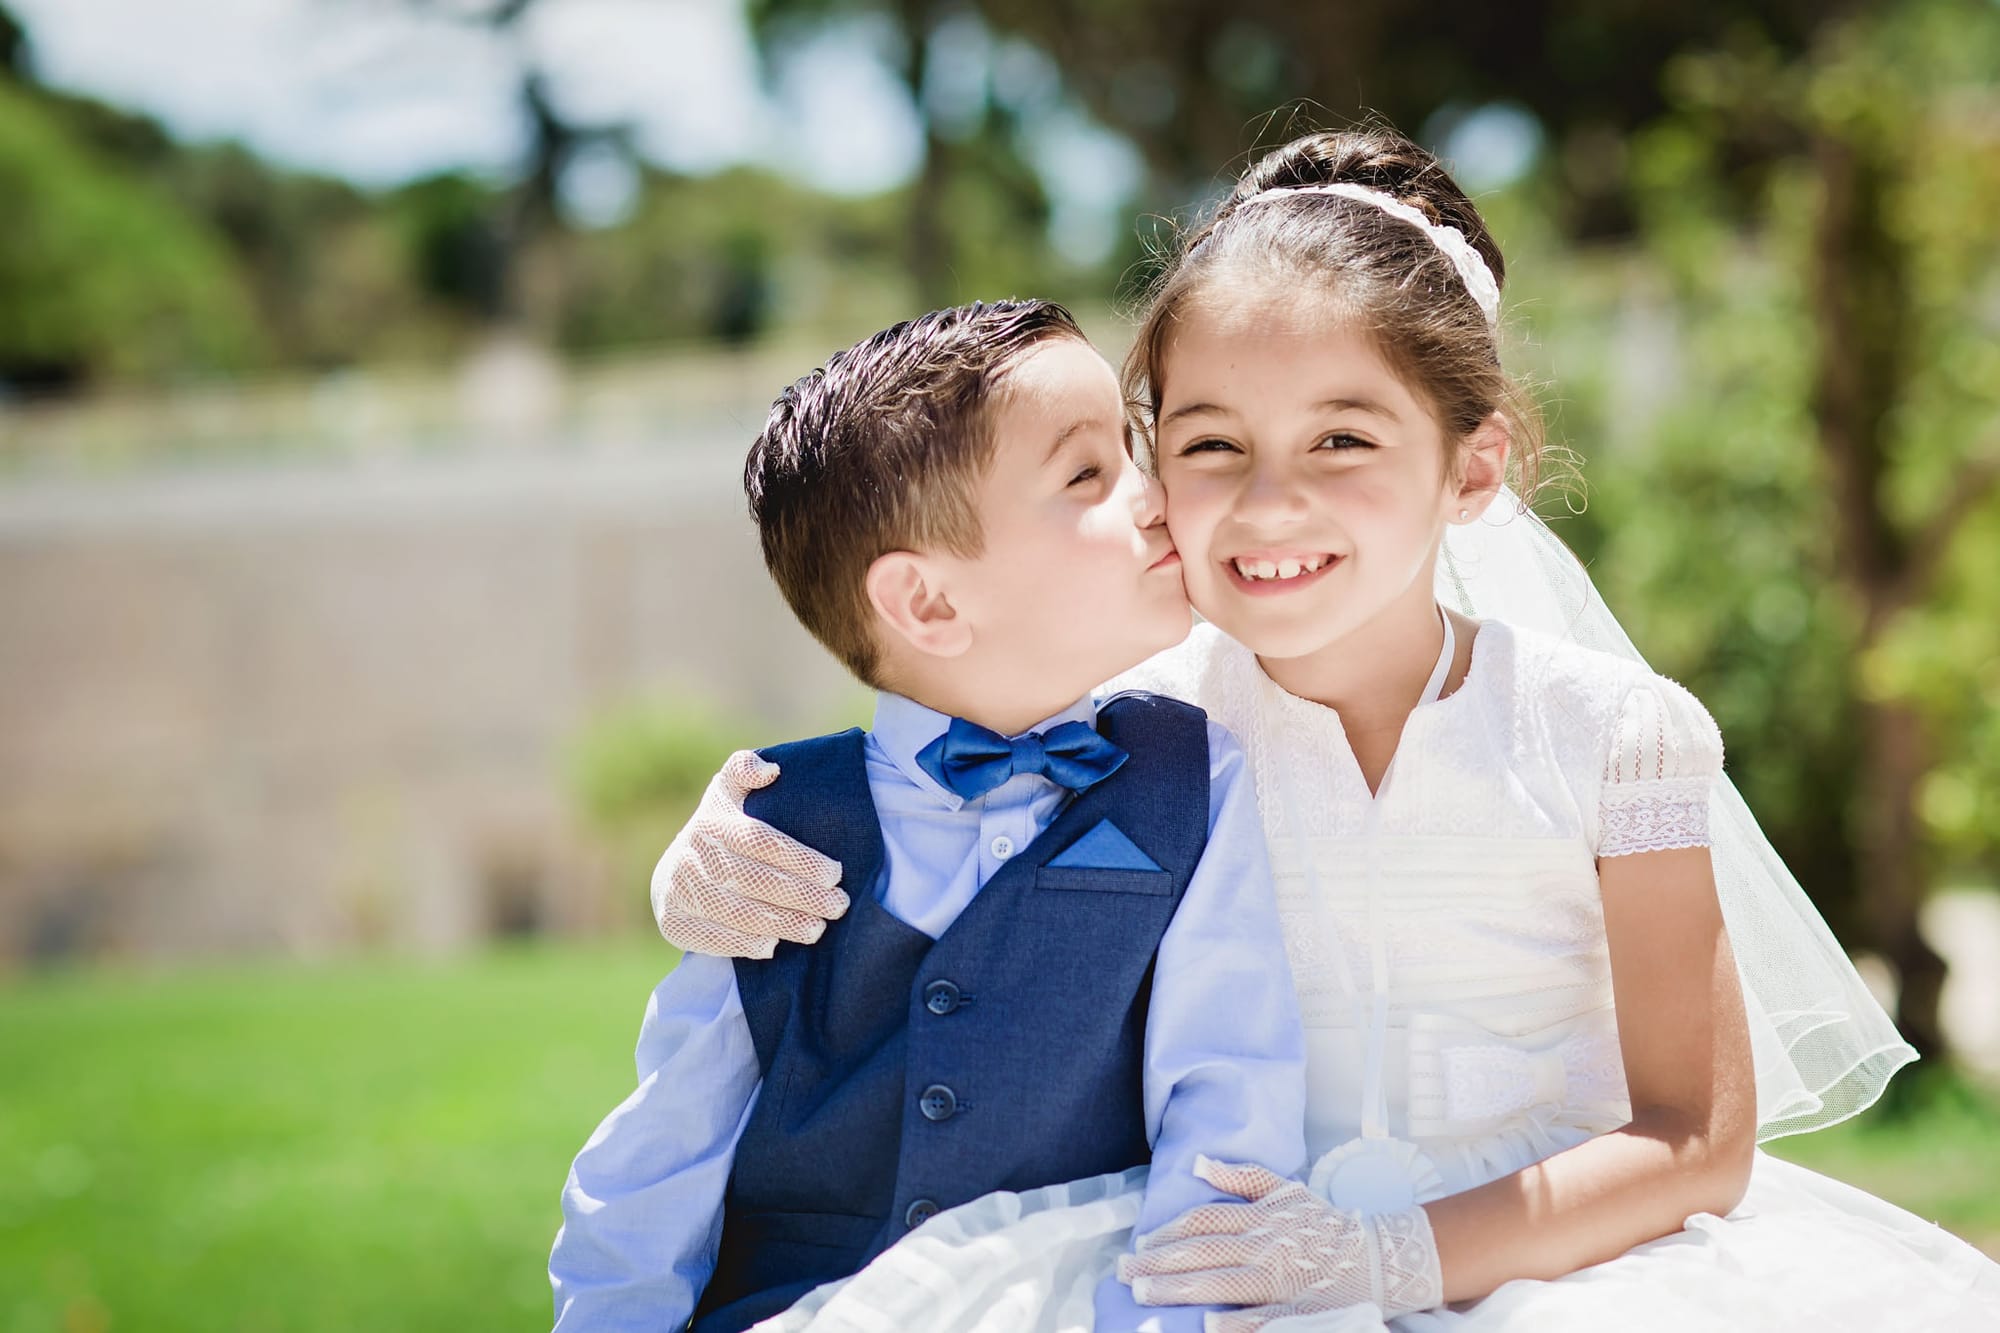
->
[753,615,2000,1333]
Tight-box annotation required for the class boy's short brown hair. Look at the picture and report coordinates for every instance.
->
[746,299,1087,687]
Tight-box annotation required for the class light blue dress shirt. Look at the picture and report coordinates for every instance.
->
[550,692,1308,1333]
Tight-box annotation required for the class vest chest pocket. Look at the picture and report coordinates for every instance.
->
[1033,866,1175,896]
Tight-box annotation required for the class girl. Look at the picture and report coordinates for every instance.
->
[649,129,2000,1330]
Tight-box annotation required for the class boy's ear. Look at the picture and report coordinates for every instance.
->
[1452,413,1512,522]
[865,551,972,660]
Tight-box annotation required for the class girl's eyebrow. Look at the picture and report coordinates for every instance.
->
[1159,401,1228,427]
[1161,396,1401,429]
[1318,396,1401,421]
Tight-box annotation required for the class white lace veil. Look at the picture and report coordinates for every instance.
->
[1439,490,1917,1139]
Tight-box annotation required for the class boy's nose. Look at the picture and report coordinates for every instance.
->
[1134,471,1168,528]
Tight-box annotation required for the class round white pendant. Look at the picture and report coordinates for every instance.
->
[1308,1137,1446,1214]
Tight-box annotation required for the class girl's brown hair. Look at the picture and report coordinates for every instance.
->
[1126,127,1550,499]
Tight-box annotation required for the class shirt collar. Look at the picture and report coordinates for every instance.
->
[871,691,1099,810]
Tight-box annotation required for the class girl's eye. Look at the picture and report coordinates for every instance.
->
[1316,432,1376,452]
[1175,438,1240,457]
[1067,464,1103,487]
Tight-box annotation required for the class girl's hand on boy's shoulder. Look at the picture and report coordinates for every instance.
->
[652,751,848,960]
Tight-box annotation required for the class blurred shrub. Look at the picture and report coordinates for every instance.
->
[164,143,448,369]
[553,165,916,354]
[567,695,765,904]
[395,172,509,323]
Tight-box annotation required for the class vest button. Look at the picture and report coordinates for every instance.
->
[905,1198,940,1229]
[924,980,962,1015]
[918,1084,958,1121]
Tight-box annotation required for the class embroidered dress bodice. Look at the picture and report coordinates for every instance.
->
[759,617,2000,1333]
[1117,617,1724,1199]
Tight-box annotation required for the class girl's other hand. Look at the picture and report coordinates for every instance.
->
[650,750,848,959]
[1118,1156,1441,1323]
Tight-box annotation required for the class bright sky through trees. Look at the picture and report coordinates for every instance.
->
[9,0,917,192]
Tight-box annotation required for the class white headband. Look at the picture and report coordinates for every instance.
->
[1220,182,1501,327]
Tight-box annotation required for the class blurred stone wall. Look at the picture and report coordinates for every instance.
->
[0,442,856,966]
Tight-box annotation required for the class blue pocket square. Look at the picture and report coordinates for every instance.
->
[1047,819,1163,872]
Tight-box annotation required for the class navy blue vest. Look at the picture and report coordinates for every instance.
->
[690,693,1211,1333]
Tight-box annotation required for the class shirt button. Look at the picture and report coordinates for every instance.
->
[924,980,962,1015]
[905,1198,940,1229]
[918,1084,959,1121]
[990,835,1014,859]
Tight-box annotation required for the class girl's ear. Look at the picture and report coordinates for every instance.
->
[1452,413,1512,522]
[865,551,973,660]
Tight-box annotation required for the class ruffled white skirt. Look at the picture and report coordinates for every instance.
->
[753,1153,2000,1332]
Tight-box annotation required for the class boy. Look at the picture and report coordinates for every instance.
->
[549,301,1306,1332]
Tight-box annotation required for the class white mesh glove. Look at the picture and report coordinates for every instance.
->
[1117,1157,1443,1330]
[650,750,848,960]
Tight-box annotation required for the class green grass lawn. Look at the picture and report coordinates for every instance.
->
[4,940,1996,1332]
[1766,1070,2000,1258]
[1,939,676,1333]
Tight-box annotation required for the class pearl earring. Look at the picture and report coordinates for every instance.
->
[1457,507,1469,521]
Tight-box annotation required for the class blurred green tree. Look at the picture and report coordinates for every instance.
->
[1530,0,2000,1062]
[0,2,27,79]
[160,144,433,369]
[743,0,1836,305]
[0,82,258,388]
[1762,1,2000,1061]
[394,0,638,330]
[748,0,1069,307]
[1,5,468,378]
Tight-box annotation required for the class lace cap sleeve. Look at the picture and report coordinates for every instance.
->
[1598,673,1724,858]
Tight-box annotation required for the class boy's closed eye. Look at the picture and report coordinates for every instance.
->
[1067,463,1104,487]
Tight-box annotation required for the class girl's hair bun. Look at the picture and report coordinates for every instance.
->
[1226,128,1505,290]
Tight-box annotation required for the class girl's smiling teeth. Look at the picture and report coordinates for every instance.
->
[1230,553,1334,582]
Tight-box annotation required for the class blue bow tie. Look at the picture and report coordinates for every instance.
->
[914,716,1128,803]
